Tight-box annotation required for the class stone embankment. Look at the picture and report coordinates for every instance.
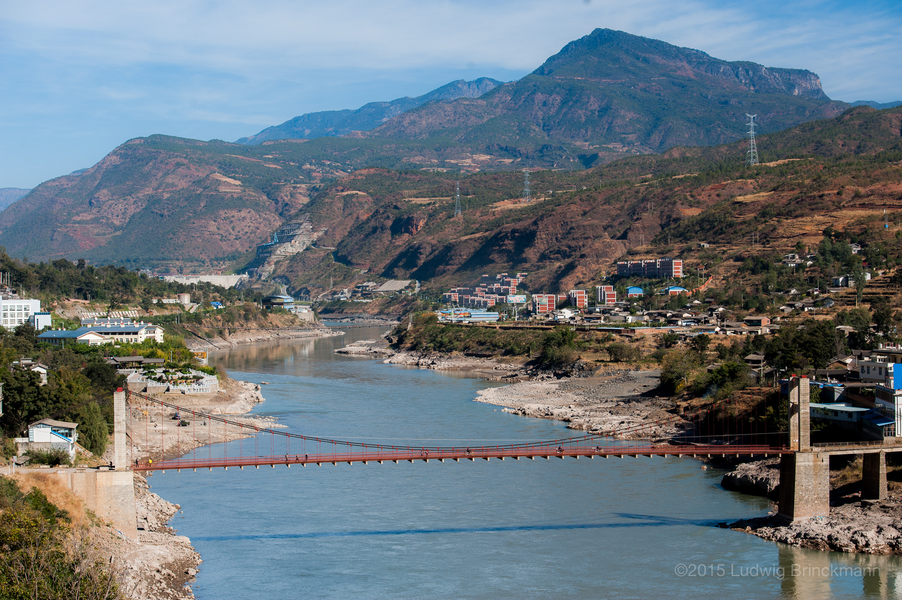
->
[183,326,340,351]
[100,474,203,599]
[729,499,902,555]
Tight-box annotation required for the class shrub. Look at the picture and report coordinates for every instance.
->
[25,448,71,467]
[606,342,641,362]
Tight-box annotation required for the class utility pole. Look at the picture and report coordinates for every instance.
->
[454,181,462,217]
[523,169,531,203]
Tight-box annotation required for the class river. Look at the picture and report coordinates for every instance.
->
[150,326,902,599]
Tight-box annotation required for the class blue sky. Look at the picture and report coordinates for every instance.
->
[2,0,901,189]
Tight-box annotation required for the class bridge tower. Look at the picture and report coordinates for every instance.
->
[778,377,830,522]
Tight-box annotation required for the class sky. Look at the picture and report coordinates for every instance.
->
[2,0,901,190]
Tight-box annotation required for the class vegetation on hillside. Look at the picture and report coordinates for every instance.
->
[0,250,261,308]
[0,477,119,599]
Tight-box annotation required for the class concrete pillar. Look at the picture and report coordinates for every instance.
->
[113,388,127,470]
[777,452,830,522]
[862,451,888,501]
[788,377,810,451]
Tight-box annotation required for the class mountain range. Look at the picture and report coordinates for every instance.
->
[0,28,893,288]
[0,188,30,213]
[237,78,503,144]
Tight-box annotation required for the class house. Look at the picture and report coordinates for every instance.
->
[567,289,588,309]
[263,294,296,310]
[626,286,644,298]
[105,356,166,372]
[616,257,683,278]
[373,280,412,295]
[743,316,771,328]
[17,419,79,460]
[38,329,109,346]
[12,359,48,385]
[0,297,43,330]
[662,286,688,296]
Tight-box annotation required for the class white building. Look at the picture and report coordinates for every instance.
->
[17,419,79,460]
[39,321,164,346]
[0,298,42,329]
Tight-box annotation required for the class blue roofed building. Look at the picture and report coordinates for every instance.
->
[38,321,164,346]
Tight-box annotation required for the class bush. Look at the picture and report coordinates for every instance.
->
[606,342,641,362]
[25,448,71,467]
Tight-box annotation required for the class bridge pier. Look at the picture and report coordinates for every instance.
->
[862,451,888,501]
[778,376,830,522]
[777,452,830,522]
[46,389,138,538]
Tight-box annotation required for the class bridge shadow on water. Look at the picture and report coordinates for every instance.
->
[192,513,721,542]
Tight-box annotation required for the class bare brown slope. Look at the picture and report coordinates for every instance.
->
[0,138,309,268]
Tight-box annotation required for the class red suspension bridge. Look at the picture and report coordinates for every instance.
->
[127,391,788,473]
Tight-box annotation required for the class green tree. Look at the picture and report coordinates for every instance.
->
[0,492,119,599]
[76,402,108,456]
[660,332,679,348]
[660,349,699,394]
[689,334,711,357]
[871,297,896,339]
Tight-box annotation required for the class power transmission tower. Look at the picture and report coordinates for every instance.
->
[746,113,759,166]
[523,169,531,203]
[454,181,462,217]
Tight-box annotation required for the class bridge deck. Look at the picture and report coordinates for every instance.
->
[136,444,787,472]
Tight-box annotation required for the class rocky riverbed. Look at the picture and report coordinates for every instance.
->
[729,498,902,555]
[475,369,679,438]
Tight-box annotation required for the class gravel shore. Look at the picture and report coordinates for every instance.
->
[475,369,679,439]
[729,498,902,555]
[128,378,275,463]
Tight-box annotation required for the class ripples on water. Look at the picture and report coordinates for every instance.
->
[151,327,902,599]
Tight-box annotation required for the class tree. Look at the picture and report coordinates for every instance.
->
[660,332,679,348]
[76,401,108,456]
[871,297,896,339]
[689,334,711,357]
[660,349,699,394]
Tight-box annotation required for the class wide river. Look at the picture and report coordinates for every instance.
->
[151,327,901,599]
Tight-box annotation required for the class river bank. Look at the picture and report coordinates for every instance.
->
[721,458,902,554]
[128,377,276,463]
[341,342,674,435]
[182,325,341,351]
[362,340,902,557]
